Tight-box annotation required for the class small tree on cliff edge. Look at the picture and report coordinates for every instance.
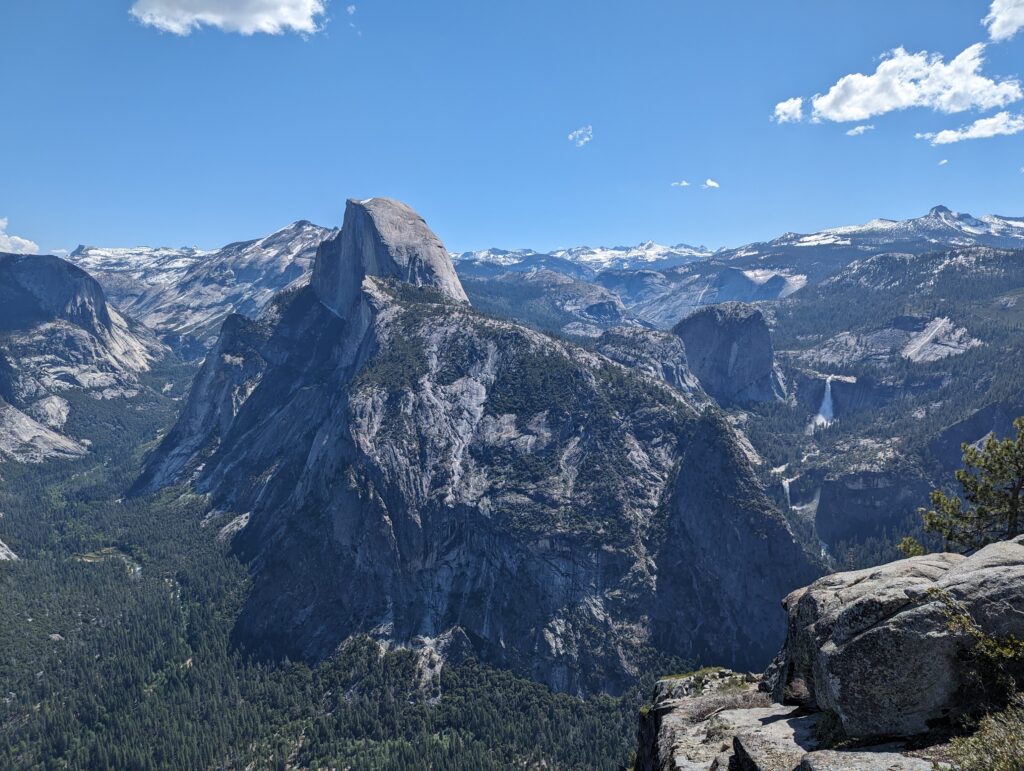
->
[906,416,1024,554]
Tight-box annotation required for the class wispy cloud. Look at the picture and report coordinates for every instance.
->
[985,0,1024,42]
[773,97,804,124]
[779,44,1020,124]
[130,0,327,36]
[702,179,720,189]
[670,180,691,187]
[0,218,40,255]
[916,111,1024,144]
[846,124,875,136]
[568,125,593,147]
[346,4,357,14]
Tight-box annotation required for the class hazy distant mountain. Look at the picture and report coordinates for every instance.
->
[453,206,1024,332]
[454,241,712,273]
[758,206,1024,252]
[69,221,337,354]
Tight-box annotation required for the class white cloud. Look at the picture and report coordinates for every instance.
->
[568,125,593,147]
[916,111,1024,144]
[346,4,356,14]
[809,44,1021,122]
[702,179,720,189]
[0,218,40,255]
[846,124,875,136]
[939,159,949,165]
[985,0,1024,42]
[773,97,804,124]
[671,180,691,187]
[130,0,327,36]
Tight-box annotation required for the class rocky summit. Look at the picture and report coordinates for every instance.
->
[135,196,820,694]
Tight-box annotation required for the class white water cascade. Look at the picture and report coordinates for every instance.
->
[812,376,834,430]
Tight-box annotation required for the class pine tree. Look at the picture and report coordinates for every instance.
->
[920,416,1024,551]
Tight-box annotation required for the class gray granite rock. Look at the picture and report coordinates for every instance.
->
[728,707,819,770]
[798,749,935,770]
[138,198,818,695]
[768,537,1024,739]
[672,302,785,405]
[313,197,468,317]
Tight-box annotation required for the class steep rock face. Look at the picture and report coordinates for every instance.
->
[652,416,818,671]
[139,198,817,694]
[0,253,112,334]
[132,311,274,493]
[0,253,165,461]
[594,328,702,395]
[313,198,467,316]
[673,303,785,405]
[929,399,1024,470]
[767,538,1024,740]
[815,467,930,547]
[792,372,901,417]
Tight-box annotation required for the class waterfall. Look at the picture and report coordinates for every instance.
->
[781,478,792,509]
[813,376,834,429]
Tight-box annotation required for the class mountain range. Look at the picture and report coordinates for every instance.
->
[6,196,1024,766]
[131,197,819,693]
[65,205,1024,349]
[69,220,336,355]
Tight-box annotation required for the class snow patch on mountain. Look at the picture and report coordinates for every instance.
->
[454,241,711,272]
[769,206,1024,252]
[69,221,337,347]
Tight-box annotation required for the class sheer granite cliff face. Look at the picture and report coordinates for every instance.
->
[0,253,166,461]
[673,302,785,406]
[138,198,819,694]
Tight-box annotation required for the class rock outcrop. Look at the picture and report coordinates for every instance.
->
[137,197,819,694]
[672,303,785,405]
[0,537,18,561]
[637,537,1024,768]
[594,327,702,395]
[634,669,932,771]
[767,537,1024,739]
[0,252,166,461]
[313,197,467,315]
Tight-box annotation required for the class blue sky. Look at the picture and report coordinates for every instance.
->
[1,0,1022,255]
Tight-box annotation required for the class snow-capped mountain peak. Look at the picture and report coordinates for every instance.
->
[453,240,711,272]
[754,206,1024,252]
